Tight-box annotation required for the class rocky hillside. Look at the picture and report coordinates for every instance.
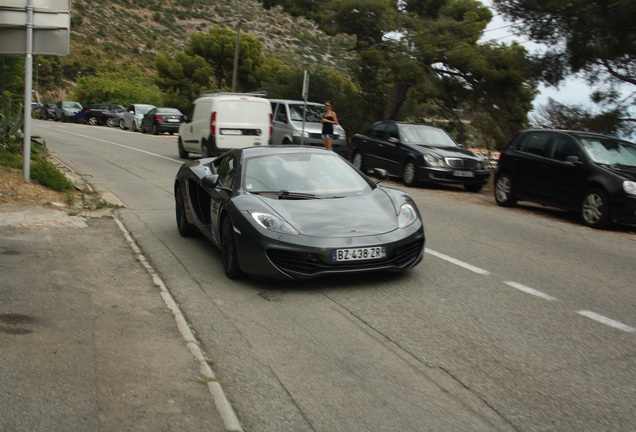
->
[70,0,354,73]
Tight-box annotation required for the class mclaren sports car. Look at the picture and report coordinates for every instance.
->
[174,146,425,280]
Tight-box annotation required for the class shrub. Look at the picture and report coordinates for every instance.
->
[30,158,74,191]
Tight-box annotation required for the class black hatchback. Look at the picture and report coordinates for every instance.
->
[494,129,636,229]
[349,121,490,191]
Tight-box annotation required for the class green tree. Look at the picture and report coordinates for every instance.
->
[71,68,163,107]
[155,52,216,114]
[262,0,538,146]
[492,0,636,103]
[531,98,634,138]
[186,26,268,91]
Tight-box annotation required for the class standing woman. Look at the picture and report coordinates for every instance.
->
[321,100,338,151]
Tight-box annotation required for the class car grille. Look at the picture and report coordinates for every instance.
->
[267,240,423,276]
[445,158,477,169]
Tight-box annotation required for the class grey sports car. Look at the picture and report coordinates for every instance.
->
[174,146,425,280]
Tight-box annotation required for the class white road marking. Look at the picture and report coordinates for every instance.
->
[577,310,636,333]
[425,248,490,275]
[504,281,558,301]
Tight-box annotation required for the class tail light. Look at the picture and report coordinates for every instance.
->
[210,111,216,135]
[155,115,164,122]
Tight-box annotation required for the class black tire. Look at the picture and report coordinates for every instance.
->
[202,138,213,157]
[141,125,147,134]
[119,119,126,130]
[87,116,98,126]
[106,117,116,127]
[352,151,366,172]
[402,159,417,187]
[175,184,196,237]
[221,216,244,279]
[152,124,159,135]
[178,138,188,158]
[581,188,611,229]
[494,173,517,207]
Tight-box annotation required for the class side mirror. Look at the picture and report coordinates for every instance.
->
[388,137,399,144]
[565,155,581,165]
[373,168,389,181]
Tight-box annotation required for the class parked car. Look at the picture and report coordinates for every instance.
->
[140,107,185,135]
[178,91,271,158]
[54,100,83,122]
[349,121,490,191]
[269,99,347,155]
[101,107,126,127]
[121,104,155,132]
[77,103,124,125]
[174,146,425,280]
[38,103,56,120]
[494,129,636,229]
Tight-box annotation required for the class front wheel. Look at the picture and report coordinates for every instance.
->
[106,117,116,127]
[581,188,611,229]
[402,160,417,187]
[175,184,196,237]
[221,216,244,279]
[494,173,517,207]
[352,151,366,172]
[119,119,126,130]
[87,116,98,126]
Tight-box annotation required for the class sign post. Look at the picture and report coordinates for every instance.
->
[301,70,309,145]
[0,0,71,180]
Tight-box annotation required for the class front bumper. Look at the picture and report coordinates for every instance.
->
[234,218,425,280]
[418,166,490,186]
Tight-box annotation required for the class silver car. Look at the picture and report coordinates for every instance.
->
[121,104,155,132]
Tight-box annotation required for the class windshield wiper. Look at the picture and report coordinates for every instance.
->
[251,190,319,200]
[278,190,318,200]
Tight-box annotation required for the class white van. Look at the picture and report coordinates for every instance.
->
[178,92,272,158]
[269,99,347,155]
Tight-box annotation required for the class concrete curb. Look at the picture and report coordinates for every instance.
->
[113,217,244,432]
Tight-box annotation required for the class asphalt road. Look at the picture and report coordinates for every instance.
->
[33,120,636,431]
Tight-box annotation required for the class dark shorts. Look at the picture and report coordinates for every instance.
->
[322,134,334,139]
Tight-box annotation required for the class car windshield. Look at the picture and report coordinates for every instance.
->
[158,108,181,114]
[580,137,636,167]
[288,104,324,123]
[243,152,372,195]
[63,101,82,109]
[138,105,153,115]
[398,125,457,147]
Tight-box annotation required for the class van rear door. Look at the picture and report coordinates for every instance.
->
[214,99,271,149]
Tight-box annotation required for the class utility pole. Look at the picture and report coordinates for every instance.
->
[231,14,243,93]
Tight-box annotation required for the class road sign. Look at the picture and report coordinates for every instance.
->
[0,0,71,55]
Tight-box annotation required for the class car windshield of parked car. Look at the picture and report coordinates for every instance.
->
[244,152,372,195]
[289,104,324,123]
[62,101,82,109]
[398,125,457,147]
[137,105,154,115]
[158,108,181,115]
[580,138,636,167]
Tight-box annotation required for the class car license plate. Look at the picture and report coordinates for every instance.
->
[167,118,179,122]
[453,170,474,177]
[221,129,242,135]
[332,246,386,262]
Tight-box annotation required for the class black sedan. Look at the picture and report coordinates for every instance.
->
[141,107,185,135]
[350,121,490,191]
[174,146,425,280]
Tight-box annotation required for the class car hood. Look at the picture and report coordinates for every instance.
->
[417,145,480,159]
[603,164,636,181]
[255,189,399,237]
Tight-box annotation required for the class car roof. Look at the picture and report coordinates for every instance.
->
[240,145,334,158]
[518,129,630,142]
[269,99,324,106]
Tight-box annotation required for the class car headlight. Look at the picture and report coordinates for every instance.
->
[398,203,418,228]
[250,212,299,234]
[423,154,446,167]
[292,130,310,138]
[623,181,636,196]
